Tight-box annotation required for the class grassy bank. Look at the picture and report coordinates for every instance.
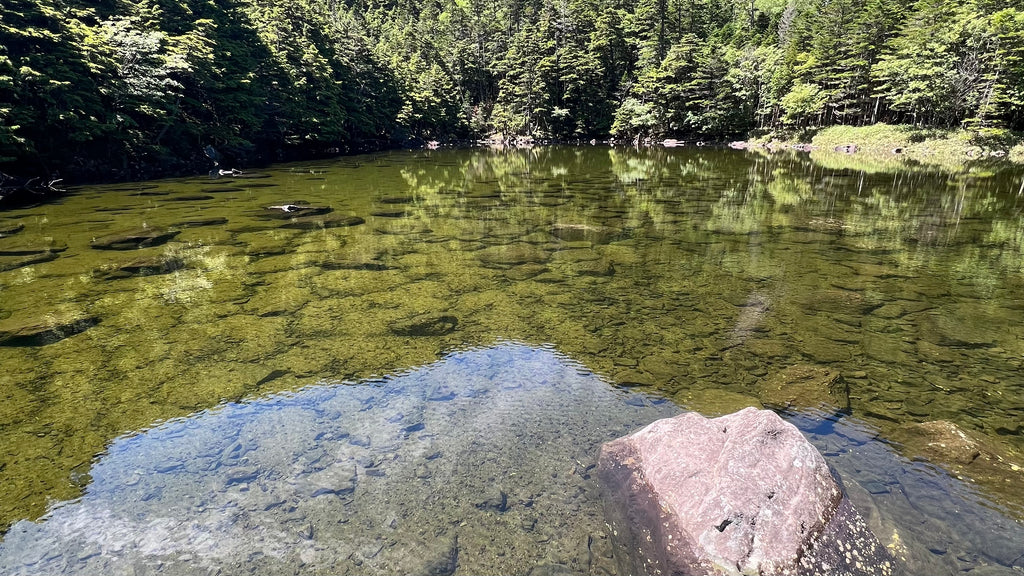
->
[751,124,1024,170]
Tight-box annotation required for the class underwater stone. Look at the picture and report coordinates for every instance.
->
[797,337,854,364]
[89,228,180,250]
[0,222,24,237]
[965,566,1022,576]
[428,385,457,401]
[416,534,459,576]
[226,172,272,179]
[612,368,654,388]
[891,420,1024,502]
[800,289,880,316]
[389,313,458,337]
[904,420,982,465]
[224,467,259,486]
[370,209,408,218]
[304,463,357,497]
[175,217,228,228]
[262,204,332,219]
[549,223,620,244]
[598,408,895,576]
[318,258,393,271]
[374,221,432,235]
[379,196,415,204]
[552,248,601,263]
[476,243,549,266]
[476,488,509,513]
[165,194,215,202]
[573,259,615,277]
[673,388,763,417]
[0,242,67,256]
[95,256,185,280]
[0,315,100,347]
[349,435,371,448]
[757,364,850,412]
[527,564,574,576]
[0,251,58,272]
[505,263,548,281]
[917,307,998,349]
[280,214,365,230]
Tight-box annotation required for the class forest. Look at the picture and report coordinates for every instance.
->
[1,0,1023,180]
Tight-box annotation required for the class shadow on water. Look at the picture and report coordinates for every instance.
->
[1,343,1021,576]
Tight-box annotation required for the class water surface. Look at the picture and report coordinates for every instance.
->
[0,146,1022,574]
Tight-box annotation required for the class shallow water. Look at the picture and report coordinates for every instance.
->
[0,344,678,575]
[0,146,1022,574]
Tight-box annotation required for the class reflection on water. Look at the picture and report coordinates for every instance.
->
[1,146,1023,574]
[0,344,1020,576]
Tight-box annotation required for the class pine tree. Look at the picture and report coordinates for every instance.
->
[873,0,998,127]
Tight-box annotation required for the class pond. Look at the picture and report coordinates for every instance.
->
[0,146,1022,575]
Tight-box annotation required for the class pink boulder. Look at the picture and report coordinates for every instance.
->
[597,407,896,576]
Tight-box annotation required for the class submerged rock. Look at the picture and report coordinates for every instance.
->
[505,263,548,281]
[475,488,509,513]
[476,243,549,266]
[417,534,459,576]
[598,408,894,576]
[379,196,415,204]
[550,223,620,244]
[892,420,1024,508]
[389,313,458,336]
[318,257,393,271]
[371,209,409,218]
[374,220,432,235]
[0,251,58,272]
[90,228,180,250]
[917,307,998,349]
[572,259,615,277]
[95,256,185,280]
[0,242,67,256]
[0,315,100,346]
[280,214,365,230]
[165,194,215,202]
[262,204,332,220]
[0,222,24,237]
[757,364,850,412]
[527,563,574,576]
[174,217,228,228]
[226,172,271,179]
[302,463,357,498]
[899,420,982,466]
[800,289,880,316]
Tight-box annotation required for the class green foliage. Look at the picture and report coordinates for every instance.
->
[1,0,1023,180]
[780,82,827,125]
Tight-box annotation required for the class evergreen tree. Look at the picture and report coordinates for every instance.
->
[873,0,996,127]
[2,0,1024,182]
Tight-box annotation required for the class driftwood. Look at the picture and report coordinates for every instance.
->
[0,172,65,206]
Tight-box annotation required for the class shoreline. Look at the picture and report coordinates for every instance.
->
[4,125,1023,208]
[739,124,1024,167]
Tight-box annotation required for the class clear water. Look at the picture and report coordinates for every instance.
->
[0,146,1022,575]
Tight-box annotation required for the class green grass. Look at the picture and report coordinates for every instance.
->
[816,124,1022,159]
[749,124,1024,171]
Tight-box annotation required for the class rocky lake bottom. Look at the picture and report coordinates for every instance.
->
[0,146,1022,574]
[1,344,1022,576]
